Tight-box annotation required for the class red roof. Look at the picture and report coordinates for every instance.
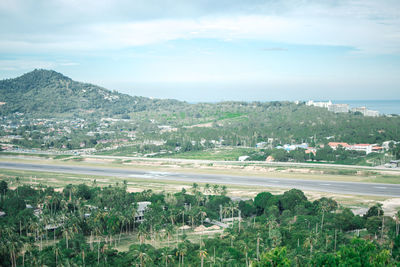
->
[353,144,371,147]
[328,142,350,147]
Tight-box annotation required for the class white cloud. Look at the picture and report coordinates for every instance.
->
[0,0,399,54]
[0,59,79,71]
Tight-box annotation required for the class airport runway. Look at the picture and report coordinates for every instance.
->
[1,161,400,197]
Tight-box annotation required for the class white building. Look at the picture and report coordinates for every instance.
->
[306,100,332,108]
[350,144,373,154]
[351,107,380,117]
[328,104,349,113]
[135,201,151,222]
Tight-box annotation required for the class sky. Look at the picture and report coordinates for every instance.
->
[0,0,399,102]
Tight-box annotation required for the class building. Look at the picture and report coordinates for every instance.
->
[365,110,380,117]
[306,100,332,108]
[328,142,373,154]
[351,144,373,154]
[135,201,151,222]
[372,146,383,153]
[351,107,380,117]
[382,141,398,150]
[328,142,350,149]
[328,104,349,113]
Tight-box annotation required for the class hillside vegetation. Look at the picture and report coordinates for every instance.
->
[0,69,185,117]
[0,70,399,164]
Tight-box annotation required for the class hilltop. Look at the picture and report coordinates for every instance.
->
[0,69,184,117]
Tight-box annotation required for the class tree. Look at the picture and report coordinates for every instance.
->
[199,248,208,267]
[279,189,307,212]
[252,247,291,267]
[176,243,187,267]
[254,192,273,214]
[160,248,174,267]
[0,180,8,196]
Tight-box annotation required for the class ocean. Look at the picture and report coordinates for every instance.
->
[332,100,400,115]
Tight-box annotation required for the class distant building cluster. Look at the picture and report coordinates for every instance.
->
[275,143,317,155]
[305,100,379,117]
[350,106,380,117]
[327,142,383,155]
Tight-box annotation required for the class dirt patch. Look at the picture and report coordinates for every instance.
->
[381,198,400,216]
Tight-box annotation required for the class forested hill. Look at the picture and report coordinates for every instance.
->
[0,70,400,147]
[0,69,185,117]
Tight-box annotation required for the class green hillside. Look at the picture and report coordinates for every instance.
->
[0,69,185,117]
[0,70,399,164]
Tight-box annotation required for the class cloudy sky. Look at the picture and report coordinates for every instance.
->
[0,0,399,102]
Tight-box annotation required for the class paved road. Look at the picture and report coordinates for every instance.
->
[1,161,400,197]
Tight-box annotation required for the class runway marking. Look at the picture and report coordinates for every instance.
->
[374,186,387,189]
[320,183,331,186]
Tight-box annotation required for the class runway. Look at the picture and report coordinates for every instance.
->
[1,161,400,197]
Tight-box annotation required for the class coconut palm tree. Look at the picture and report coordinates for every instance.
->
[160,248,174,267]
[304,234,317,254]
[164,224,175,247]
[137,224,149,245]
[176,243,187,267]
[199,248,208,267]
[131,246,152,267]
[62,226,74,249]
[53,244,61,266]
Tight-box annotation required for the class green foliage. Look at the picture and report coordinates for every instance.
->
[253,247,291,267]
[1,174,400,266]
[279,189,307,212]
[0,69,186,118]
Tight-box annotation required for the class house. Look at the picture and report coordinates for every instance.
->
[328,142,373,154]
[328,142,350,149]
[305,148,317,156]
[328,104,349,113]
[372,146,383,153]
[351,107,380,117]
[351,144,373,154]
[265,155,274,162]
[0,211,5,217]
[135,201,151,222]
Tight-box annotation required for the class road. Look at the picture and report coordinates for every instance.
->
[1,161,400,197]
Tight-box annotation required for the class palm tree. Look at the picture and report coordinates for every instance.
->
[304,234,317,254]
[266,218,278,238]
[3,226,22,267]
[256,232,262,261]
[176,243,187,267]
[53,244,61,266]
[212,184,220,194]
[199,249,208,267]
[164,224,175,247]
[223,202,238,228]
[131,247,152,267]
[62,226,74,249]
[199,209,207,226]
[238,240,249,267]
[395,211,400,236]
[137,224,149,245]
[204,183,211,194]
[160,248,174,267]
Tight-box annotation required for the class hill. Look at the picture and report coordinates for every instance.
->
[0,69,184,117]
[0,69,399,164]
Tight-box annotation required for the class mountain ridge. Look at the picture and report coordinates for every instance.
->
[0,69,184,117]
